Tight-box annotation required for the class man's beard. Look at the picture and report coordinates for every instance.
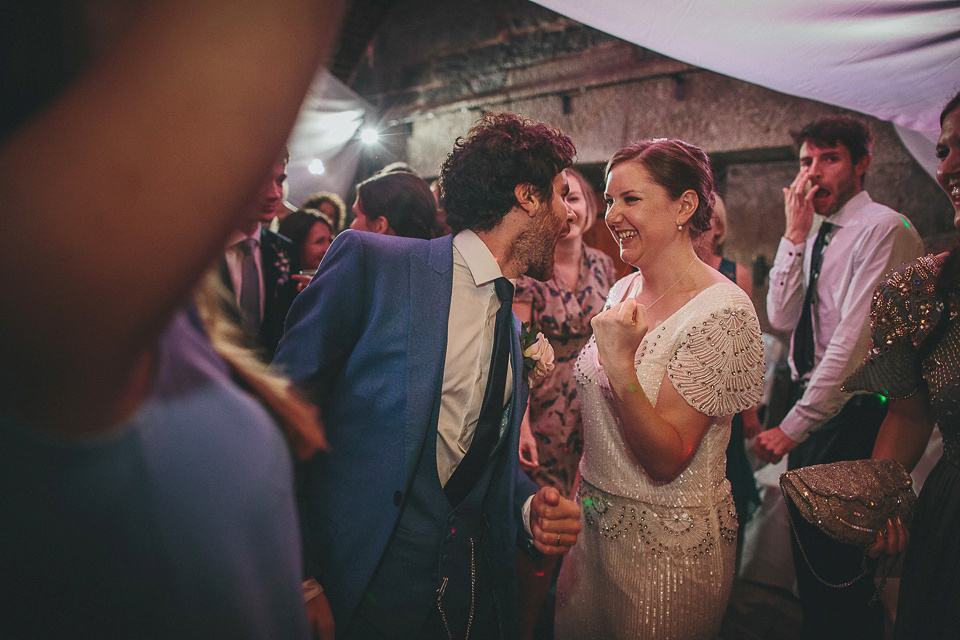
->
[511,204,561,282]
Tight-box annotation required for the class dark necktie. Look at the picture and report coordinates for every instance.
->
[238,238,262,338]
[444,277,515,505]
[791,221,834,380]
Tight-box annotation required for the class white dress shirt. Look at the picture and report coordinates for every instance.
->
[436,230,514,485]
[767,190,923,442]
[224,228,265,320]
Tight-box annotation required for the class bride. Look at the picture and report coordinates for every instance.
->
[555,139,764,639]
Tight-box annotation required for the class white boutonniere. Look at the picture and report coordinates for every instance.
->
[521,322,555,385]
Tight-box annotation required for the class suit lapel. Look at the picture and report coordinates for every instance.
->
[404,236,454,469]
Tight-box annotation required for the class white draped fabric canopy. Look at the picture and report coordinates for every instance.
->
[287,68,375,207]
[534,0,960,176]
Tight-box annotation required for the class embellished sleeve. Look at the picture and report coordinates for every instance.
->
[666,298,764,417]
[842,256,940,398]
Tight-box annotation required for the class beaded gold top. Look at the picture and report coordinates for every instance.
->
[844,254,960,427]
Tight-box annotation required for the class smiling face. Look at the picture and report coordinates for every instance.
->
[240,159,287,234]
[301,220,332,270]
[256,160,287,224]
[604,162,683,267]
[561,170,594,242]
[937,107,960,228]
[798,141,866,216]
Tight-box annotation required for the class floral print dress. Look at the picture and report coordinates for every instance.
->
[514,245,616,497]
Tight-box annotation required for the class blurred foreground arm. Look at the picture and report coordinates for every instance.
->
[0,0,345,434]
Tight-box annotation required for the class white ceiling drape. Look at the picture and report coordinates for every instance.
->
[535,0,960,175]
[287,68,375,206]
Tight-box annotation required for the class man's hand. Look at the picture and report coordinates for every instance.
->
[783,167,819,245]
[529,486,581,555]
[753,426,800,464]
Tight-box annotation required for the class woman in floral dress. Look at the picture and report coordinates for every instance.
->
[514,168,617,498]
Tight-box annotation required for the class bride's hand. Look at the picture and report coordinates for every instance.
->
[591,299,648,374]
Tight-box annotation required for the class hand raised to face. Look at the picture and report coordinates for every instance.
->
[783,166,820,245]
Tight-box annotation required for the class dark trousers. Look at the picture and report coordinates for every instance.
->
[786,383,888,640]
[346,593,500,640]
[344,533,502,640]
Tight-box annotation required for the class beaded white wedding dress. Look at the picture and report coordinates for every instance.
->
[555,277,763,640]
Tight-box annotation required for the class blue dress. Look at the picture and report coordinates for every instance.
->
[0,309,309,639]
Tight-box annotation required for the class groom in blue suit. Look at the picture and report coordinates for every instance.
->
[274,113,582,638]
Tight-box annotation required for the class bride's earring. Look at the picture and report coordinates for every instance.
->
[677,224,683,232]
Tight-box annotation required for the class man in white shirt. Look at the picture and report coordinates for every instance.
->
[274,113,582,639]
[755,116,923,639]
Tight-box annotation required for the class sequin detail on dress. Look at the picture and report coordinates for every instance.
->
[844,253,960,423]
[557,280,764,640]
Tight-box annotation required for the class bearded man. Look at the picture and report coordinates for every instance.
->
[274,113,583,639]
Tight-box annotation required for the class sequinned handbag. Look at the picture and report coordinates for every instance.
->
[780,459,916,589]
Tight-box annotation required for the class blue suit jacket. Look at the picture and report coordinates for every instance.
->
[273,230,538,628]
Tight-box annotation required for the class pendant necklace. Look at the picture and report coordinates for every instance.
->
[639,255,698,310]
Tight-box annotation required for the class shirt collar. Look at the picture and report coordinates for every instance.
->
[226,227,261,250]
[821,189,872,229]
[452,229,510,287]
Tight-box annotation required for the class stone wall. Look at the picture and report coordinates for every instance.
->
[349,0,954,328]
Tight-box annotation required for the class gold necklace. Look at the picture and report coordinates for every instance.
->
[640,255,698,310]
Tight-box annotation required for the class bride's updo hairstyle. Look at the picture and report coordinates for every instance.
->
[604,138,715,236]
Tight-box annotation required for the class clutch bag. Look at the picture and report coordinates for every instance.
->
[780,458,916,550]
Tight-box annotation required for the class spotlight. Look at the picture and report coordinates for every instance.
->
[360,127,380,145]
[308,159,326,176]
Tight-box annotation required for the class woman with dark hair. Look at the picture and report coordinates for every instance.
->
[349,171,439,239]
[846,90,960,638]
[280,208,335,271]
[555,139,764,639]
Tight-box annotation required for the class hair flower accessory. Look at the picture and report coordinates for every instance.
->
[521,322,555,385]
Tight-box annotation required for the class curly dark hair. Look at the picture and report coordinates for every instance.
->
[438,113,575,234]
[605,138,715,236]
